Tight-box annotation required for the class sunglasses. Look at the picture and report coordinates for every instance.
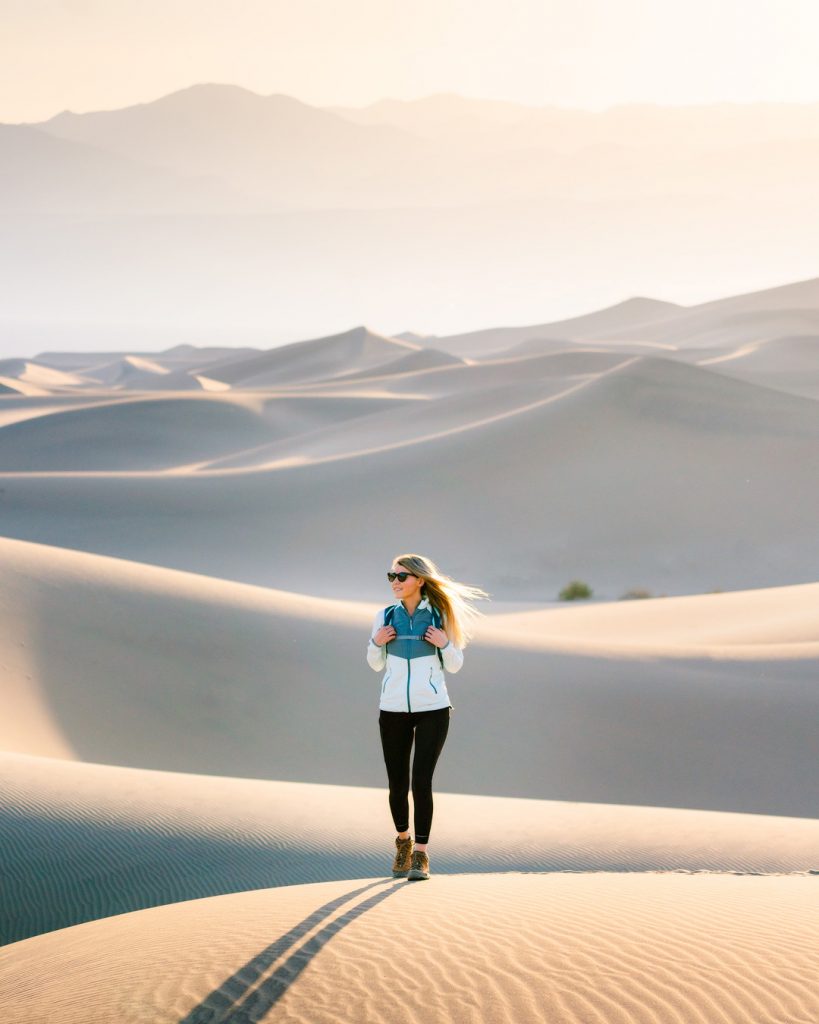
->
[387,572,416,583]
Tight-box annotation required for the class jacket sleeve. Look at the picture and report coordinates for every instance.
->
[366,609,387,671]
[440,639,464,674]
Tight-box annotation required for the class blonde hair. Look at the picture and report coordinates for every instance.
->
[392,553,490,649]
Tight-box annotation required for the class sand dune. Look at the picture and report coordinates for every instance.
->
[0,357,87,390]
[425,275,819,359]
[79,354,236,392]
[604,307,819,351]
[422,297,683,357]
[1,355,815,603]
[552,276,819,352]
[1,748,817,947]
[1,536,816,819]
[155,345,266,377]
[1,872,816,1024]
[33,345,263,373]
[493,336,679,359]
[198,326,420,388]
[0,392,408,471]
[0,393,171,428]
[84,353,173,383]
[0,394,279,471]
[697,333,819,400]
[197,376,577,469]
[485,578,819,655]
[285,346,632,400]
[0,352,237,394]
[686,272,819,316]
[314,343,467,385]
[0,376,47,396]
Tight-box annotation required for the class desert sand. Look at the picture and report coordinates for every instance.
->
[0,282,817,1022]
[2,747,818,947]
[2,874,817,1024]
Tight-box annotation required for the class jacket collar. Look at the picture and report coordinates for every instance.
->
[395,595,431,612]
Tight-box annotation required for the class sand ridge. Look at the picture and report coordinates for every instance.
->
[3,748,818,945]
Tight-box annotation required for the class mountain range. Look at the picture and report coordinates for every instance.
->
[3,85,819,351]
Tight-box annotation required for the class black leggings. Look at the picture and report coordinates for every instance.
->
[378,706,451,844]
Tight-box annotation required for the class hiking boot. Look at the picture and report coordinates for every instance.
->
[392,834,413,877]
[407,849,430,880]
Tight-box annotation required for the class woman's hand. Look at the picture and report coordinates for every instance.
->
[424,625,449,648]
[374,625,397,647]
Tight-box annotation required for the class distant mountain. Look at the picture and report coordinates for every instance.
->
[36,83,422,209]
[330,93,819,151]
[26,85,819,211]
[4,86,819,352]
[328,92,546,137]
[0,123,250,216]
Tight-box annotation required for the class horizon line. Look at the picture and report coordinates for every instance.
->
[9,81,819,125]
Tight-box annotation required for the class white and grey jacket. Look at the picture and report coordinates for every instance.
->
[367,596,464,712]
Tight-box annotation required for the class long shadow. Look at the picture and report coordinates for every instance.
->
[180,878,407,1024]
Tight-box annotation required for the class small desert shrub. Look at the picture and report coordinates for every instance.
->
[620,587,653,600]
[559,580,592,600]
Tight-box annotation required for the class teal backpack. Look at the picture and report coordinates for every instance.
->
[383,602,445,668]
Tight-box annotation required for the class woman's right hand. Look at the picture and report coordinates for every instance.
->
[373,625,397,647]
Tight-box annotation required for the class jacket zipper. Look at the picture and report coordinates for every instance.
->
[428,666,437,693]
[406,612,413,711]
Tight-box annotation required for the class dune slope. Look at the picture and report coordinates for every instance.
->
[1,356,817,602]
[3,749,818,944]
[0,537,817,820]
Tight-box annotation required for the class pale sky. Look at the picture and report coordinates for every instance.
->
[1,0,818,122]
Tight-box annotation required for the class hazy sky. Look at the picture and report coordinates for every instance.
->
[2,0,818,122]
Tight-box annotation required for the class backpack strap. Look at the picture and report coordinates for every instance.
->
[430,605,445,668]
[381,605,395,650]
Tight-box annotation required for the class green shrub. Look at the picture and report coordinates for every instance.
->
[620,587,653,600]
[559,580,592,600]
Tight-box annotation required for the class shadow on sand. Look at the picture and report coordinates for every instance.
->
[180,877,407,1023]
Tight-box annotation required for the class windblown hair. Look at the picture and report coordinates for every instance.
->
[393,553,490,649]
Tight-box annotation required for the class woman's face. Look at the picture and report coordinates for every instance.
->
[390,561,424,603]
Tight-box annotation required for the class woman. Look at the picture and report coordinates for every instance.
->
[367,553,489,880]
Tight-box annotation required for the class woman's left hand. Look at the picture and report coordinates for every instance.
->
[424,626,449,648]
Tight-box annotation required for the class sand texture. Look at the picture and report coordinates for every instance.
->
[1,874,817,1024]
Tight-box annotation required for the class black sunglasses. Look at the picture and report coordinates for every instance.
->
[387,571,415,582]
